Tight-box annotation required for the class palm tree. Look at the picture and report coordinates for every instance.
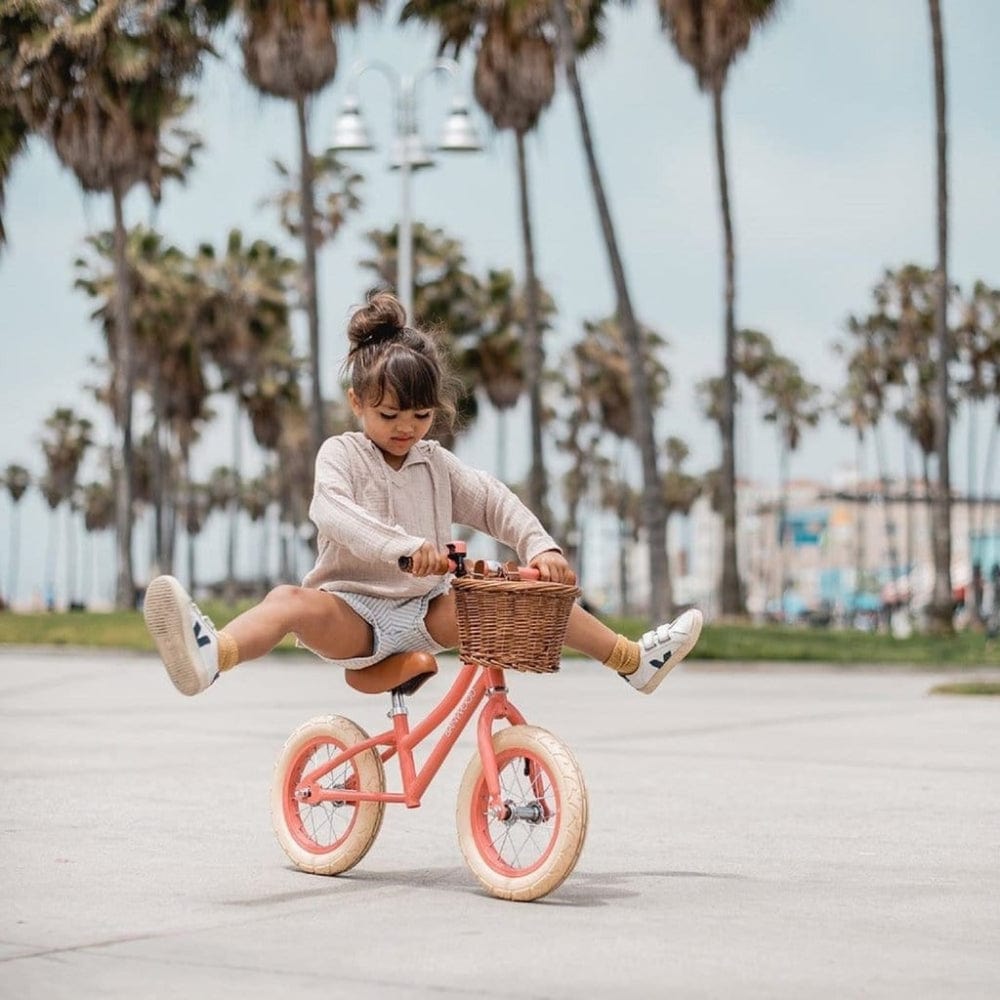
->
[1,463,31,607]
[274,402,315,581]
[662,437,702,612]
[76,226,212,576]
[79,480,114,606]
[548,0,672,621]
[40,408,93,609]
[552,382,611,586]
[0,103,29,251]
[242,475,274,589]
[2,0,225,607]
[958,282,1000,545]
[400,0,557,521]
[196,230,298,600]
[835,307,905,610]
[927,0,953,633]
[470,269,557,492]
[758,356,822,611]
[238,0,380,459]
[207,465,239,599]
[851,265,960,616]
[182,480,213,597]
[573,315,670,613]
[657,0,781,617]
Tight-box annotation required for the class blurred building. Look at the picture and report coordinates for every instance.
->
[670,471,1000,621]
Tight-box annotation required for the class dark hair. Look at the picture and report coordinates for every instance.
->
[344,291,458,428]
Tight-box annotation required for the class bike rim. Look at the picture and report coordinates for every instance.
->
[470,747,561,877]
[283,736,359,853]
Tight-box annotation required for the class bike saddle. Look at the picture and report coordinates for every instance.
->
[344,650,439,696]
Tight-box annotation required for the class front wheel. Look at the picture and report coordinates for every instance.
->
[271,715,385,875]
[456,725,588,901]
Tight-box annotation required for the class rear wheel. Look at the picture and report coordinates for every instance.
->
[271,715,385,875]
[456,725,588,901]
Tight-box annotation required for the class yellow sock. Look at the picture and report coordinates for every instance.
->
[217,629,240,672]
[603,634,640,676]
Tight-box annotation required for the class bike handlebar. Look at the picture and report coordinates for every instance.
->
[397,541,540,581]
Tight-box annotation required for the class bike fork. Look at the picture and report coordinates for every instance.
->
[476,668,528,820]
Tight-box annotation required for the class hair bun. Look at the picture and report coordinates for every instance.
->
[348,291,407,348]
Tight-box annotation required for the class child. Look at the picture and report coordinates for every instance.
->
[143,292,702,696]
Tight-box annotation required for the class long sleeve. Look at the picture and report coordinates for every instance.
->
[437,446,560,563]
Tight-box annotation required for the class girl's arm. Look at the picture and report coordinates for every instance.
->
[437,447,560,565]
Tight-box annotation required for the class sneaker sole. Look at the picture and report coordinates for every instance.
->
[638,610,703,695]
[143,576,208,696]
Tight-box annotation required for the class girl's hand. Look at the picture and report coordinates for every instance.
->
[407,541,451,577]
[530,550,577,585]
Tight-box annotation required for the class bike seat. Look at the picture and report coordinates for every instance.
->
[344,651,439,696]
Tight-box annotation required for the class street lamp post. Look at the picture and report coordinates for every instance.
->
[331,59,482,319]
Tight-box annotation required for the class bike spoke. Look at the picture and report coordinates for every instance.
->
[295,743,357,849]
[480,753,559,871]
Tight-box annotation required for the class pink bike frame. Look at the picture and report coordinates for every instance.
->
[295,661,529,812]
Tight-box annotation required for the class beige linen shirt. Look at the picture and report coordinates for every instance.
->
[301,432,560,599]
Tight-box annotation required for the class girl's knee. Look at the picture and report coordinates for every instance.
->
[264,584,315,617]
[265,584,303,604]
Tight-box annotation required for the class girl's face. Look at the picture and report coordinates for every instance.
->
[348,388,435,469]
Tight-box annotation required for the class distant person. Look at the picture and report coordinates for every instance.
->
[142,291,702,697]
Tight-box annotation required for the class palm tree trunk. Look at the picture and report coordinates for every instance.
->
[152,378,167,574]
[712,84,743,618]
[552,0,669,622]
[64,503,77,608]
[226,408,242,603]
[44,508,58,611]
[7,502,20,607]
[111,186,136,609]
[514,130,550,525]
[297,95,326,459]
[928,0,953,633]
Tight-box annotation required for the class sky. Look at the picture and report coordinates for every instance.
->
[1,0,999,608]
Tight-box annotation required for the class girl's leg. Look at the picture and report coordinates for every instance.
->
[424,590,459,648]
[224,585,373,662]
[423,589,700,696]
[145,576,374,697]
[564,604,618,662]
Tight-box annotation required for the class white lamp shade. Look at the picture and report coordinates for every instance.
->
[438,98,482,152]
[331,95,373,151]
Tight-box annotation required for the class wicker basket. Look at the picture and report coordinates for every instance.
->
[452,576,581,673]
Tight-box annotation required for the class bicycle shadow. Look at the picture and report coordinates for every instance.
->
[242,865,746,908]
[535,869,747,908]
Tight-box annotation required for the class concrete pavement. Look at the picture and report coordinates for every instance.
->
[2,648,999,998]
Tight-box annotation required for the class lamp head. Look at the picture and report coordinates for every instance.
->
[331,94,373,152]
[438,97,482,152]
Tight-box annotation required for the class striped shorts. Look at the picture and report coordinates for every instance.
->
[307,579,451,670]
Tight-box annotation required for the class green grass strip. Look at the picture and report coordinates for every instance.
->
[2,606,1000,666]
[929,680,1000,696]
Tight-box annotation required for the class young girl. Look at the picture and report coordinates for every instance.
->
[143,292,702,696]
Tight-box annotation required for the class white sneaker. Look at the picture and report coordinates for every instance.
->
[143,575,220,696]
[623,609,703,694]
